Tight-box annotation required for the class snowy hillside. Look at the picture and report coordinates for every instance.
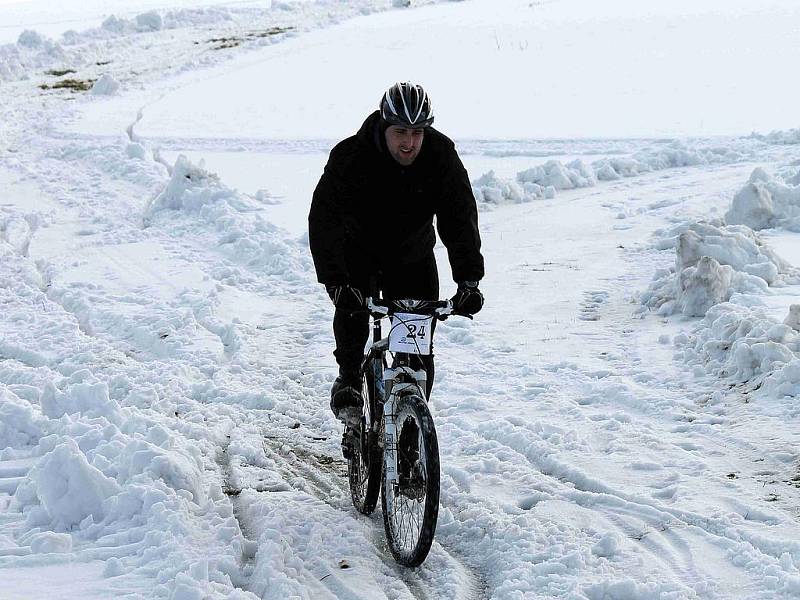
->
[2,0,800,598]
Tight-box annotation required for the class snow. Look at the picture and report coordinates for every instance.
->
[0,0,267,43]
[726,167,800,231]
[3,0,800,598]
[62,0,800,140]
[640,217,795,317]
[90,73,119,95]
[20,437,122,530]
[472,140,759,207]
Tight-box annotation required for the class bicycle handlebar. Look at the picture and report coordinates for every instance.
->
[366,297,463,320]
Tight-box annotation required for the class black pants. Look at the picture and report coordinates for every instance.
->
[333,253,439,398]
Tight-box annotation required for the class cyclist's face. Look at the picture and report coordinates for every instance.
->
[385,126,425,166]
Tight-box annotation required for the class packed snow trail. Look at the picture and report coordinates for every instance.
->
[3,1,800,599]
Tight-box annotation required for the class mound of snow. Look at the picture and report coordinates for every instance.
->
[751,128,800,145]
[675,221,788,284]
[145,155,311,285]
[29,531,73,553]
[517,159,596,190]
[784,304,800,332]
[677,302,800,390]
[40,376,123,425]
[0,388,46,450]
[101,15,126,34]
[725,167,800,231]
[15,438,121,530]
[473,140,750,207]
[146,155,227,214]
[99,8,230,37]
[675,256,736,317]
[641,221,789,316]
[0,32,66,82]
[473,170,532,204]
[17,30,45,49]
[593,141,744,180]
[90,73,119,95]
[136,11,163,32]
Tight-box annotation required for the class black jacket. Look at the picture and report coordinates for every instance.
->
[308,111,484,286]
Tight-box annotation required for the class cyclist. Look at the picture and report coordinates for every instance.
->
[308,82,485,423]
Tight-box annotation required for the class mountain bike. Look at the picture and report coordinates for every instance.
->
[342,296,459,567]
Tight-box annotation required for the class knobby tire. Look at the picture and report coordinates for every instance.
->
[348,360,382,514]
[381,393,440,567]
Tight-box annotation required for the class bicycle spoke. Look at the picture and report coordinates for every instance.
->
[386,409,429,557]
[382,392,439,566]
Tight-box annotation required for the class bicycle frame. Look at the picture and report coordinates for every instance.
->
[362,297,447,483]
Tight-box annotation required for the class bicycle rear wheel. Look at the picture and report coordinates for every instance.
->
[348,362,382,514]
[381,393,440,567]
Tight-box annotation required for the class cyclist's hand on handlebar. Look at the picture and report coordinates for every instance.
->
[451,281,484,316]
[326,284,365,312]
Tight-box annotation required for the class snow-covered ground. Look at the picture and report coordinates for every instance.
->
[2,1,800,598]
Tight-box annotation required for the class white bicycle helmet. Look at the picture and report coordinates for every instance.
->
[380,82,434,129]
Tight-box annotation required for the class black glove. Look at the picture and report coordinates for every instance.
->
[326,284,365,313]
[451,281,484,315]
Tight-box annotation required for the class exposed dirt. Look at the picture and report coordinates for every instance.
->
[204,26,296,50]
[39,78,96,92]
[45,68,77,77]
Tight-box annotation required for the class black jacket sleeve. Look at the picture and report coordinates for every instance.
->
[435,147,485,283]
[308,147,351,286]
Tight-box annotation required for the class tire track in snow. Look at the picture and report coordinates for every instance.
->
[221,425,489,600]
[259,431,490,600]
[473,417,784,597]
[215,437,259,595]
[467,273,800,596]
[430,221,800,597]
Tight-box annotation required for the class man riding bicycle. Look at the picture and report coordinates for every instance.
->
[308,82,485,423]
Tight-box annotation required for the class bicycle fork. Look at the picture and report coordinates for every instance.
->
[382,367,427,485]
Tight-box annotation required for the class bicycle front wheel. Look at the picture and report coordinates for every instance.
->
[381,393,440,567]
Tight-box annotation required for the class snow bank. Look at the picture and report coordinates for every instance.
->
[751,128,800,145]
[725,167,800,231]
[517,159,596,190]
[0,31,65,81]
[100,8,231,37]
[640,168,800,407]
[640,220,789,316]
[0,241,251,593]
[473,140,749,207]
[471,169,553,204]
[0,388,46,449]
[1,1,449,83]
[0,8,233,82]
[135,11,163,32]
[39,377,123,425]
[675,302,800,405]
[17,438,121,530]
[145,155,311,286]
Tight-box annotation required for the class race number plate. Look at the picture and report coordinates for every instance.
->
[388,313,433,355]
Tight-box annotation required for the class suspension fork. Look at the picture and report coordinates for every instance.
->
[383,390,399,484]
[382,370,424,485]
